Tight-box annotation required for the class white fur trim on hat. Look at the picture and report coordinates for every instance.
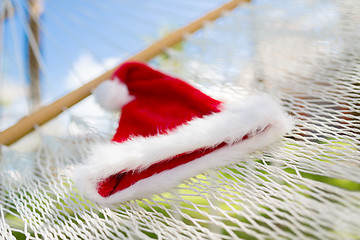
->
[74,95,294,205]
[93,78,134,111]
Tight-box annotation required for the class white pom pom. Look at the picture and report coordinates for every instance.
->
[93,79,134,111]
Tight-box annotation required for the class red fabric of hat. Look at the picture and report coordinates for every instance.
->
[74,61,293,205]
[110,62,222,143]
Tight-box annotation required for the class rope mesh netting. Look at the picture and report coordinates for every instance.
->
[1,0,360,239]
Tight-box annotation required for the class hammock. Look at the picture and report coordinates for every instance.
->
[1,0,360,239]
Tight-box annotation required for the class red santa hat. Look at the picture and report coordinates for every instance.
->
[74,61,293,205]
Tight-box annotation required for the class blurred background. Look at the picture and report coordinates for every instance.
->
[1,0,343,132]
[0,0,228,131]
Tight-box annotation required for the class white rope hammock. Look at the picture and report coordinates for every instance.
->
[1,0,360,239]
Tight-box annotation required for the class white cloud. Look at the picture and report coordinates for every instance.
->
[0,81,28,106]
[62,52,122,117]
[0,84,29,133]
[64,53,122,90]
[0,75,30,131]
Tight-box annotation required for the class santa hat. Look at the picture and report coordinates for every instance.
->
[74,61,293,205]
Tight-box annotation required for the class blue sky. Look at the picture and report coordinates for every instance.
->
[5,0,225,82]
